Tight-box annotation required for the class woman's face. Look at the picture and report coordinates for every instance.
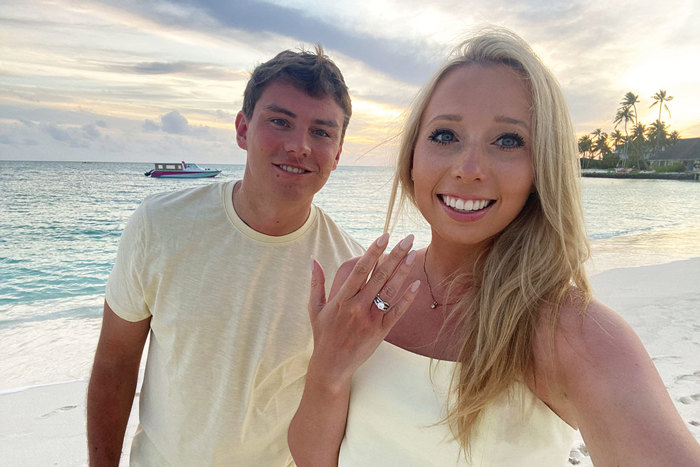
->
[412,64,534,249]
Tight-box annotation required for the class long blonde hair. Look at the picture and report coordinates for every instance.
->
[385,28,591,449]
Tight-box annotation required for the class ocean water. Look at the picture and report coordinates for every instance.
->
[2,160,700,390]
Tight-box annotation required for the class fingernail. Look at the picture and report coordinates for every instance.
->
[405,250,416,265]
[376,232,389,247]
[409,280,420,292]
[399,234,414,250]
[310,257,316,271]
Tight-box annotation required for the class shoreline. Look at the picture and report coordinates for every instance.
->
[2,257,699,466]
[581,171,700,181]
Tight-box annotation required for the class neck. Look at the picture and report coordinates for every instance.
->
[426,234,489,279]
[232,180,312,236]
[423,235,489,302]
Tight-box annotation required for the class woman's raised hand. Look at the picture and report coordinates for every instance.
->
[306,233,420,389]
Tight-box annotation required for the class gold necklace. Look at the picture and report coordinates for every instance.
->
[423,246,450,309]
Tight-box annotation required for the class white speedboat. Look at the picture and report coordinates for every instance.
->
[144,161,221,178]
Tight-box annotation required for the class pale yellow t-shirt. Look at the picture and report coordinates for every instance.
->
[339,341,576,466]
[106,180,363,466]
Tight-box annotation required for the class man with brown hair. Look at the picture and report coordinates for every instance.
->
[87,46,362,466]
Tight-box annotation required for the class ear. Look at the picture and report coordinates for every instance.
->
[331,144,342,171]
[235,111,248,150]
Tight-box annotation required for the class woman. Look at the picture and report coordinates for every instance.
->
[288,29,700,466]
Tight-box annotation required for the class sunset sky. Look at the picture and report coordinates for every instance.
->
[1,0,698,166]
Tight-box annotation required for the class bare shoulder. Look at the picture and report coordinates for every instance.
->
[529,295,633,424]
[532,294,629,377]
[545,294,657,403]
[555,295,639,364]
[534,292,700,465]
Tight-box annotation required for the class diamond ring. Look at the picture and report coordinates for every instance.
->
[373,294,391,312]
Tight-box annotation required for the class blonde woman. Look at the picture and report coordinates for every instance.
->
[288,29,700,466]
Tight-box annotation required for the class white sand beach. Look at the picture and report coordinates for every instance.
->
[1,257,699,466]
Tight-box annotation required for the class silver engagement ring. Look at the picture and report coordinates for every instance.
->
[373,294,391,312]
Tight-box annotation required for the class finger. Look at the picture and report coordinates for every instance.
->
[373,249,416,307]
[381,279,421,331]
[308,258,327,320]
[364,234,414,299]
[335,233,390,300]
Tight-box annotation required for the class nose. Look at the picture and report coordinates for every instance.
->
[284,129,311,158]
[452,143,486,181]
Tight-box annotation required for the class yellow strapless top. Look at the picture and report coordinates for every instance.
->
[338,341,575,466]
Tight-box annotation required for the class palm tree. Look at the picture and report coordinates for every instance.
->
[620,92,640,125]
[650,89,673,123]
[610,130,625,151]
[578,135,593,167]
[669,130,680,145]
[591,128,604,149]
[613,105,635,161]
[631,123,647,143]
[647,120,669,147]
[592,131,610,160]
[628,123,648,168]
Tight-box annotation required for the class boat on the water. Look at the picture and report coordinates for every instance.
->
[144,161,221,178]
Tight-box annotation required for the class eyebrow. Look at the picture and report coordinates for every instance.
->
[265,104,339,128]
[428,114,462,124]
[428,114,529,130]
[494,115,529,129]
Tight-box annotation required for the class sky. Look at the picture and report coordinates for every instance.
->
[1,0,698,166]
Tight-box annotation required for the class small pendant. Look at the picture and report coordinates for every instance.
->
[430,301,438,309]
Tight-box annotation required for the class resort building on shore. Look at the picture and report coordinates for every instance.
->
[649,137,700,172]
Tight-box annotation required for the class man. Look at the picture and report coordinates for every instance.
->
[87,46,363,466]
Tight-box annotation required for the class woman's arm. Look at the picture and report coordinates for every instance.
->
[288,234,420,466]
[549,299,700,466]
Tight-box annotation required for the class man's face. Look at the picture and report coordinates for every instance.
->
[235,81,344,207]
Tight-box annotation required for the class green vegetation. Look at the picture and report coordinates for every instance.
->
[579,89,679,170]
[655,162,686,173]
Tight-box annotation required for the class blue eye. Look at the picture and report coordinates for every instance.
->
[428,129,457,145]
[271,118,289,127]
[312,128,330,138]
[494,133,525,149]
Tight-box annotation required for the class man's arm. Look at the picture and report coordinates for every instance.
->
[87,301,150,467]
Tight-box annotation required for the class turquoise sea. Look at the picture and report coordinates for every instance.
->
[2,160,700,391]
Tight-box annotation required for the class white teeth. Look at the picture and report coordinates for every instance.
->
[279,165,305,174]
[441,195,490,212]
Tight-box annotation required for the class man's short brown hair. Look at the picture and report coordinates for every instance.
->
[242,45,352,140]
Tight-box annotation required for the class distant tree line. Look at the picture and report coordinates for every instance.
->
[579,90,679,170]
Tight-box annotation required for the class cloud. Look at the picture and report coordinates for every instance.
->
[0,114,239,164]
[130,61,198,74]
[161,110,189,134]
[142,119,160,132]
[99,59,247,81]
[0,134,16,145]
[139,111,213,137]
[215,109,236,121]
[97,0,441,85]
[82,123,101,140]
[41,124,71,142]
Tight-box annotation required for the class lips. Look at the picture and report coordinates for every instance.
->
[439,194,493,213]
